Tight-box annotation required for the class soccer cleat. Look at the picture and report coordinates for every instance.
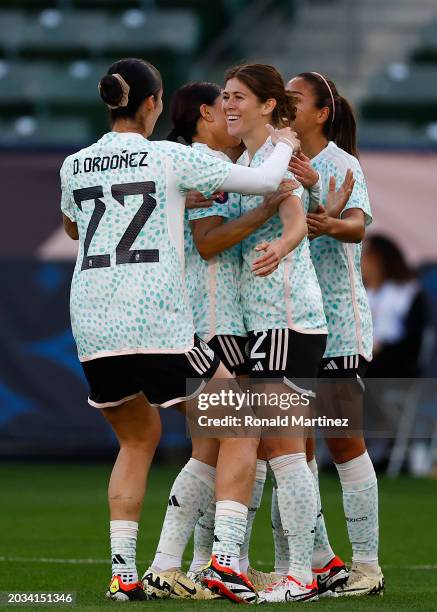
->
[142,567,216,600]
[313,555,348,596]
[336,563,384,597]
[198,555,258,604]
[247,567,281,592]
[258,575,318,603]
[106,575,146,601]
[186,570,223,599]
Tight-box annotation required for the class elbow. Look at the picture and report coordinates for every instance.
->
[195,242,216,260]
[354,226,365,243]
[256,176,280,195]
[63,217,79,240]
[198,248,215,261]
[263,177,280,194]
[67,228,79,240]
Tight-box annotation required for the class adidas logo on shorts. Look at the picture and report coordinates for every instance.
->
[200,340,214,360]
[324,360,338,370]
[252,361,264,371]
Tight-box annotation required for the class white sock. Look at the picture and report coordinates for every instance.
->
[212,500,248,573]
[152,458,215,571]
[308,458,335,569]
[190,499,216,572]
[269,454,317,585]
[110,520,138,584]
[271,485,289,575]
[240,460,267,574]
[335,451,379,567]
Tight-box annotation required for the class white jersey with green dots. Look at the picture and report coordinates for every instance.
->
[60,131,232,361]
[185,143,246,340]
[238,138,327,334]
[310,141,373,360]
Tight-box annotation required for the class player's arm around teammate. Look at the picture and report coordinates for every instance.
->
[189,180,295,260]
[286,72,384,596]
[251,186,307,277]
[219,63,329,603]
[60,59,300,604]
[145,82,296,603]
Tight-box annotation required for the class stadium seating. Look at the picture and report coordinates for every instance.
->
[0,0,147,7]
[358,120,437,148]
[0,0,260,145]
[360,16,437,145]
[0,116,92,145]
[0,60,109,107]
[0,2,203,145]
[0,9,199,59]
[362,64,437,122]
[411,21,437,63]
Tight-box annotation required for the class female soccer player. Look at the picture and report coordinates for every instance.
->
[215,63,329,603]
[60,57,300,603]
[285,72,384,596]
[143,81,297,602]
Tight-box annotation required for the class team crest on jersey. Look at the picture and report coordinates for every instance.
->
[214,191,228,204]
[200,340,214,360]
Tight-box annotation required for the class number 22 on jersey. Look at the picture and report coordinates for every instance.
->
[73,180,158,271]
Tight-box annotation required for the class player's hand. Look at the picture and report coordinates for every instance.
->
[306,204,331,239]
[252,239,287,276]
[325,170,355,218]
[266,124,300,153]
[260,179,300,217]
[185,190,221,209]
[288,152,319,188]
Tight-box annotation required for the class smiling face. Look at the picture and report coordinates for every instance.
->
[222,77,275,140]
[207,94,241,148]
[286,76,326,139]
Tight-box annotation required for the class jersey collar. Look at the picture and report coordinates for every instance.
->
[311,141,335,164]
[250,136,273,166]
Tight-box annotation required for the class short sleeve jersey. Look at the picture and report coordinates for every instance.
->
[238,138,327,334]
[60,131,231,361]
[184,143,245,340]
[310,141,373,360]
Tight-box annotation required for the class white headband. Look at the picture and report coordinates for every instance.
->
[311,72,335,123]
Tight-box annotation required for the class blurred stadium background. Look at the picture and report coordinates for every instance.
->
[1,0,437,477]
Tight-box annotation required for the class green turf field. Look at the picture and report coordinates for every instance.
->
[0,462,436,611]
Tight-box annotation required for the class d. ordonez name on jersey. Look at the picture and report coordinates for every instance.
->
[73,150,149,175]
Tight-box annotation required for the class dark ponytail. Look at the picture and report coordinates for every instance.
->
[98,57,162,124]
[225,63,297,127]
[167,82,222,145]
[297,72,358,158]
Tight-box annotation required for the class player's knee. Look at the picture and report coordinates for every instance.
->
[120,420,161,451]
[191,438,219,466]
[121,433,160,455]
[327,438,366,464]
[260,437,305,458]
[218,436,259,454]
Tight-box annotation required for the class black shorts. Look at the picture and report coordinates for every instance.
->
[247,328,327,395]
[208,335,248,376]
[82,335,220,409]
[318,355,368,391]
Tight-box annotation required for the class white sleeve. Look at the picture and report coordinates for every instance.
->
[220,142,293,195]
[307,173,322,213]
